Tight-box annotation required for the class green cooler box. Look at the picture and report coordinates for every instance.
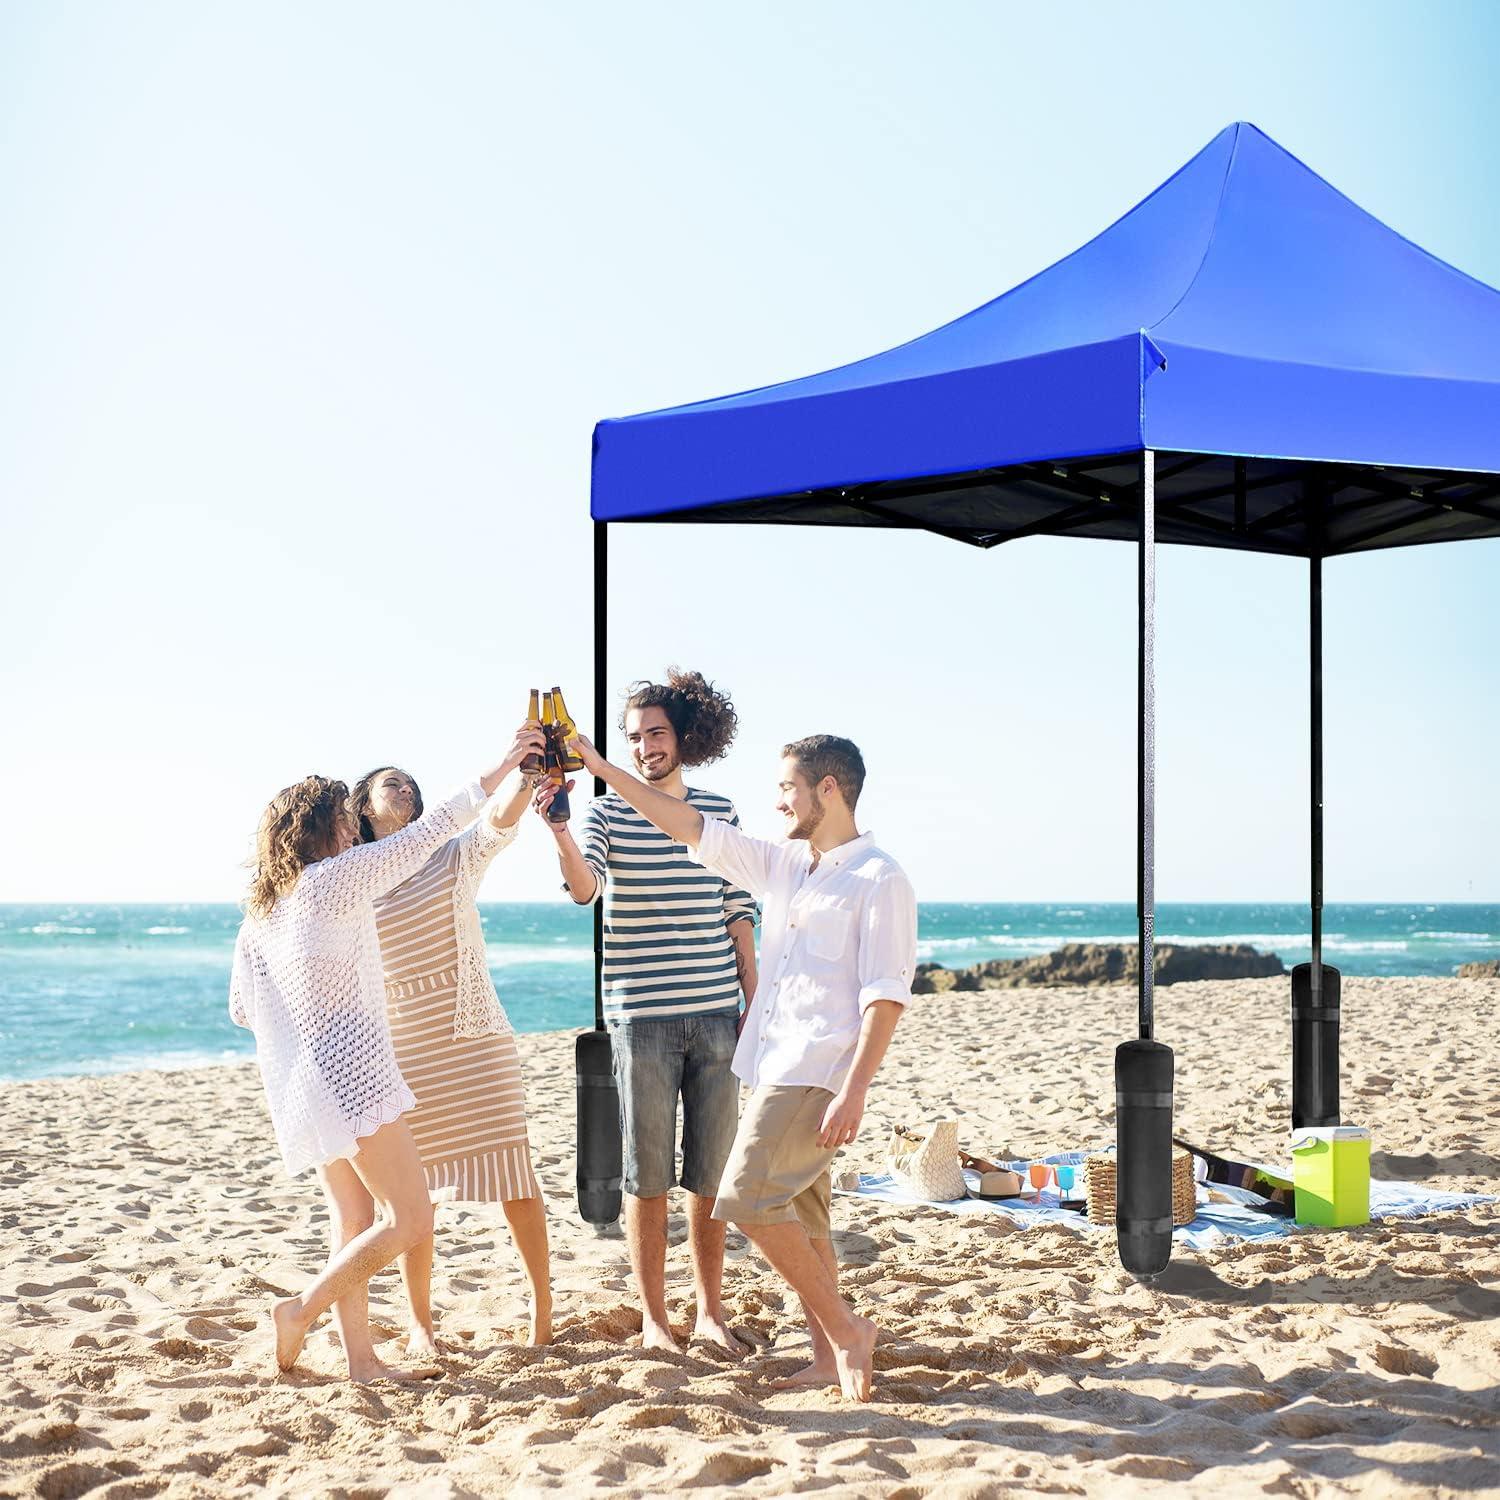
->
[1290,1125,1370,1227]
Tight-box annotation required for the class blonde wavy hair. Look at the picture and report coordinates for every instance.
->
[246,775,350,918]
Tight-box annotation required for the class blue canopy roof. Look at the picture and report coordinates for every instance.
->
[592,123,1500,556]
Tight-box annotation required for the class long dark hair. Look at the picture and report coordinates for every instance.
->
[348,766,424,844]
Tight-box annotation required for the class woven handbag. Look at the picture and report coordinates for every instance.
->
[887,1121,968,1202]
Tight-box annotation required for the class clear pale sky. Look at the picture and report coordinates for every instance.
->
[3,2,1497,904]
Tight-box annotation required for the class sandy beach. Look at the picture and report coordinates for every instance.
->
[2,974,1498,1498]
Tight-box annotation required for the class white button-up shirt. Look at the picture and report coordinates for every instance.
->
[693,817,917,1092]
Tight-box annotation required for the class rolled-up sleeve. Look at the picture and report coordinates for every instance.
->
[856,870,918,1011]
[560,800,608,905]
[723,881,758,928]
[694,813,773,900]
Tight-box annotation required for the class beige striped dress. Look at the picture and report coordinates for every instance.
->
[374,819,539,1202]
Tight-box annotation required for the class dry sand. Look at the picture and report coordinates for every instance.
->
[2,975,1498,1498]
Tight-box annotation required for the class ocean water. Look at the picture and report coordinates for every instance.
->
[1,901,1496,1083]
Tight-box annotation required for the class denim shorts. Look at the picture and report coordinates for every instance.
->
[608,1013,740,1199]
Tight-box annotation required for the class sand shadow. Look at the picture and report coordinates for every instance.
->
[1371,1148,1500,1182]
[1149,1259,1500,1319]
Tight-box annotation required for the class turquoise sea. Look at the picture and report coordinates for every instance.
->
[1,901,1496,1082]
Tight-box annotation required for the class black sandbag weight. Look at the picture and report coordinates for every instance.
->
[1291,961,1340,1129]
[1116,1038,1174,1278]
[575,1028,622,1226]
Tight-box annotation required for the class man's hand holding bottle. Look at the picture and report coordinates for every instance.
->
[532,731,601,823]
[563,732,606,777]
[532,776,575,825]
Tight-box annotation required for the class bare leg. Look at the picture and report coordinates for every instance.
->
[500,1194,553,1346]
[271,1118,435,1379]
[687,1193,746,1356]
[625,1193,679,1352]
[397,1231,439,1358]
[770,1234,840,1388]
[315,1161,381,1378]
[741,1220,876,1402]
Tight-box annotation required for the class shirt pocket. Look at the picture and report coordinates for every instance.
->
[805,904,854,962]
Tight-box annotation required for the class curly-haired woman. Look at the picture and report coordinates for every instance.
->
[350,762,551,1351]
[228,723,542,1382]
[538,669,758,1356]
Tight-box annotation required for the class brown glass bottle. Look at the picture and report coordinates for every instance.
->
[551,685,585,772]
[541,692,570,823]
[520,688,544,776]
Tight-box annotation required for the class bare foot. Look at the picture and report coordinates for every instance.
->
[640,1319,682,1354]
[692,1314,749,1359]
[770,1359,838,1390]
[833,1316,878,1402]
[405,1324,441,1360]
[271,1297,307,1372]
[528,1294,554,1347]
[346,1353,441,1384]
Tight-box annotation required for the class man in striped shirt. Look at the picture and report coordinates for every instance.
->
[539,670,758,1356]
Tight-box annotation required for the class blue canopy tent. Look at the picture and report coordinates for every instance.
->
[583,122,1500,1271]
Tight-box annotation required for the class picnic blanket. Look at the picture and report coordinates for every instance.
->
[838,1150,1495,1249]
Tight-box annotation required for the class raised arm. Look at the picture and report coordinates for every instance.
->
[569,734,779,896]
[307,726,544,916]
[540,790,606,906]
[568,734,704,846]
[456,768,533,871]
[485,766,535,831]
[304,784,489,915]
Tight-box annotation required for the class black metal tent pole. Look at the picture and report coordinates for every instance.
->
[593,520,609,1033]
[1293,482,1340,1129]
[1138,449,1156,1040]
[574,519,623,1227]
[1116,448,1175,1278]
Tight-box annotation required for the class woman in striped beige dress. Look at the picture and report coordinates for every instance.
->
[351,764,551,1350]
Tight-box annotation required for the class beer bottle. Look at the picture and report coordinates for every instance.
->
[551,685,585,773]
[520,689,544,776]
[541,691,571,824]
[546,757,571,822]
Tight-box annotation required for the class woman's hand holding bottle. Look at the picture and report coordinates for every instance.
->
[503,722,548,779]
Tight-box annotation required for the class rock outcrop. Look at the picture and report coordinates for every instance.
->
[1457,959,1500,978]
[913,942,1284,992]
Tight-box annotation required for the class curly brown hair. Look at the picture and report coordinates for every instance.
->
[622,668,739,768]
[348,766,424,845]
[245,775,350,918]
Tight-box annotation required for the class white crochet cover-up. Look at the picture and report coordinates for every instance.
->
[230,782,487,1177]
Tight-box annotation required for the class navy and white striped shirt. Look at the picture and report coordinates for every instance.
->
[576,789,758,1022]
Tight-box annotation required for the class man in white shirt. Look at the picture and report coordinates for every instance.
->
[567,730,917,1403]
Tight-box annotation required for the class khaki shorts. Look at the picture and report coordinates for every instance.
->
[711,1085,838,1239]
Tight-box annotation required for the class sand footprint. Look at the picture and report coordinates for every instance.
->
[676,1450,778,1487]
[149,1337,230,1368]
[1371,1342,1438,1378]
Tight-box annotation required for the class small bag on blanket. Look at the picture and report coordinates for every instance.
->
[886,1121,968,1202]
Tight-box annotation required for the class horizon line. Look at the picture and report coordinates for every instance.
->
[2,897,1497,908]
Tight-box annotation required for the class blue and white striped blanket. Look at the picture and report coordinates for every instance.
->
[839,1150,1494,1249]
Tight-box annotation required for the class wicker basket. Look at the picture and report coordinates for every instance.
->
[1084,1148,1196,1227]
